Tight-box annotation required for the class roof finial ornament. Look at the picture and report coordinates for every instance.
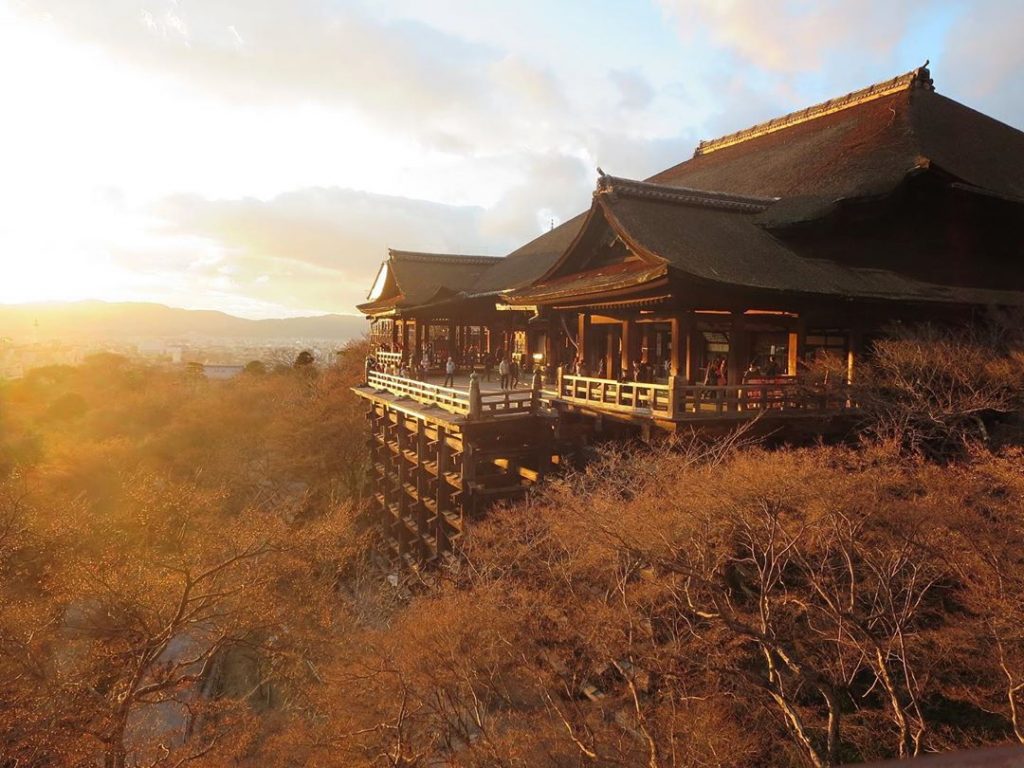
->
[597,166,606,178]
[914,59,934,91]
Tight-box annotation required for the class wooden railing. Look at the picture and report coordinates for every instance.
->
[673,380,853,417]
[364,370,536,420]
[376,350,403,369]
[558,374,676,418]
[556,371,855,421]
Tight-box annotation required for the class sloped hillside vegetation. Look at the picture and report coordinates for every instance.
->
[2,327,1024,767]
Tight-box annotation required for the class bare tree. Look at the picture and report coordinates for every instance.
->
[856,322,1024,458]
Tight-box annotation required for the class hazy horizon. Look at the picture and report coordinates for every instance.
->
[4,0,1024,318]
[0,297,363,321]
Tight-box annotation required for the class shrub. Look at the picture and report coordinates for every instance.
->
[855,322,1024,458]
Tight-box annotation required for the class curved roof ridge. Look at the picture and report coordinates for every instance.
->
[597,174,778,212]
[388,249,502,266]
[695,64,934,157]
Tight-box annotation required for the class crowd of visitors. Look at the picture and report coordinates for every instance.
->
[366,344,530,392]
[371,341,791,393]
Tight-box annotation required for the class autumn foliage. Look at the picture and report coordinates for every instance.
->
[2,329,1024,767]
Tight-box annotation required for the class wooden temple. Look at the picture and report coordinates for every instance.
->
[353,65,1024,564]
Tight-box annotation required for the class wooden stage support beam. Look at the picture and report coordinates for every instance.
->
[357,389,557,568]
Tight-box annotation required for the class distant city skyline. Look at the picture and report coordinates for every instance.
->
[3,0,1023,318]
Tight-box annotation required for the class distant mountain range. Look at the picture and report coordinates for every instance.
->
[0,301,368,342]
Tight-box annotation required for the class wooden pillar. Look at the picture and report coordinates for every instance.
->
[605,329,617,380]
[390,319,398,350]
[687,321,702,385]
[535,419,553,482]
[381,410,393,533]
[436,425,449,550]
[468,373,481,420]
[415,419,428,550]
[788,317,805,377]
[621,319,638,377]
[670,314,682,378]
[727,311,745,390]
[670,311,696,382]
[640,324,651,365]
[577,313,591,371]
[462,442,476,519]
[847,327,863,384]
[544,323,558,381]
[414,321,423,362]
[396,416,408,523]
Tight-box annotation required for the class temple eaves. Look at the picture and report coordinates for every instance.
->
[596,174,778,213]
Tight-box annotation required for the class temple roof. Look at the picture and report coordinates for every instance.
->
[359,66,1024,315]
[357,250,501,315]
[649,65,1024,223]
[507,174,1024,308]
[693,67,935,157]
[468,213,588,295]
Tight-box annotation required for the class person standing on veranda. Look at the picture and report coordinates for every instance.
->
[444,356,456,388]
[499,355,510,390]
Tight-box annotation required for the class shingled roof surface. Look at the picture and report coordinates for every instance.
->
[605,182,1024,305]
[511,174,1024,307]
[468,212,588,295]
[358,251,501,313]
[648,71,1024,222]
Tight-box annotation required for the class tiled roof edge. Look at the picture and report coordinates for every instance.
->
[388,249,502,266]
[596,174,778,213]
[694,64,934,157]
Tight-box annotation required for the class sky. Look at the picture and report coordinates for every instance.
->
[1,0,1023,318]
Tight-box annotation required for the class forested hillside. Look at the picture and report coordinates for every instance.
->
[2,328,1024,767]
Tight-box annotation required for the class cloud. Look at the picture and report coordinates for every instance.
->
[491,54,567,112]
[480,153,592,239]
[609,69,656,110]
[142,186,531,314]
[941,1,1024,127]
[658,0,928,76]
[128,147,606,314]
[21,0,1023,323]
[22,0,481,108]
[16,0,568,155]
[655,0,1024,140]
[584,126,699,181]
